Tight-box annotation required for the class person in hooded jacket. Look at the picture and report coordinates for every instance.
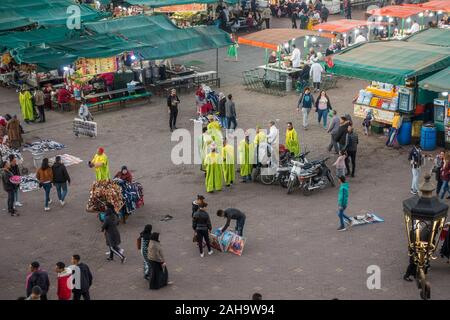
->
[52,156,71,206]
[1,161,18,216]
[55,262,72,300]
[102,203,126,263]
[218,92,227,128]
[114,165,132,183]
[138,224,153,280]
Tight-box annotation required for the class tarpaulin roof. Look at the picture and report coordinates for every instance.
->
[0,0,109,31]
[402,1,450,13]
[11,33,150,70]
[126,0,238,7]
[0,27,74,51]
[238,28,331,51]
[84,15,233,60]
[367,5,426,18]
[405,28,450,47]
[419,66,450,92]
[329,41,450,85]
[313,19,373,33]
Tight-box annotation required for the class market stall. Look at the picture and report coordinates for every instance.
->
[313,19,382,46]
[405,27,450,47]
[366,5,428,38]
[329,40,450,146]
[418,67,450,148]
[238,28,334,94]
[402,0,450,27]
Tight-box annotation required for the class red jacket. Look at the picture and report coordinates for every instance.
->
[57,268,72,300]
[58,88,71,104]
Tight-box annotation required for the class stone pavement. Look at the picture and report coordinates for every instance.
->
[1,10,449,300]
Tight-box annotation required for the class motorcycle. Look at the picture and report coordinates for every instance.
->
[257,150,310,187]
[286,157,335,195]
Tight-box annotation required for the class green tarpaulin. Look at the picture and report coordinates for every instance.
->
[330,41,450,85]
[126,0,238,7]
[0,27,74,51]
[11,33,150,70]
[405,28,450,47]
[0,0,109,31]
[419,67,450,93]
[85,15,233,60]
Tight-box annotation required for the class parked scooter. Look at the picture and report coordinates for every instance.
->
[257,150,310,187]
[286,157,335,195]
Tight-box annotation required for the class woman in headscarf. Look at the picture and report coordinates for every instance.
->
[89,147,110,181]
[147,232,172,290]
[138,224,152,280]
[114,165,132,183]
[102,203,126,263]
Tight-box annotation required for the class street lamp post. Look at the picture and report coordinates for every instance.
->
[403,175,448,300]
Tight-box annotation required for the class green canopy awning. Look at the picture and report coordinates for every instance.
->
[0,27,74,51]
[0,0,109,31]
[126,0,238,7]
[418,67,450,93]
[85,15,233,60]
[330,41,450,85]
[405,28,450,47]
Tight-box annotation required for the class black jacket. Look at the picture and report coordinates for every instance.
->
[167,95,180,112]
[1,168,15,192]
[222,208,246,232]
[102,209,121,247]
[344,132,359,152]
[27,270,50,296]
[218,98,226,117]
[73,263,93,292]
[335,123,350,146]
[314,95,332,112]
[52,162,71,184]
[192,209,212,231]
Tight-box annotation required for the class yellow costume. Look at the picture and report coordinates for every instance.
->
[91,153,110,181]
[222,144,235,186]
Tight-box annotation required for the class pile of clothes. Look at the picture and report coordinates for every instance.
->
[0,144,23,163]
[23,140,65,153]
[87,180,124,213]
[114,178,144,217]
[20,174,40,192]
[195,84,219,116]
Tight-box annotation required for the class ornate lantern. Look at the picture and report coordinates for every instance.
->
[403,175,448,300]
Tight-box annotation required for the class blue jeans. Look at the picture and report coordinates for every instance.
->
[439,180,450,199]
[42,183,52,207]
[227,116,237,130]
[411,167,420,193]
[219,116,227,128]
[337,206,351,229]
[55,182,68,202]
[235,216,246,236]
[14,188,19,203]
[318,109,328,128]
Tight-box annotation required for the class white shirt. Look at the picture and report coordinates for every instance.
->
[310,62,324,83]
[267,125,279,145]
[290,48,301,68]
[355,34,367,44]
[409,22,420,34]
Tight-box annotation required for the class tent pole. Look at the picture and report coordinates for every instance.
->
[401,18,405,36]
[216,48,219,77]
[265,48,268,67]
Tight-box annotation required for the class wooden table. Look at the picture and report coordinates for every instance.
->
[84,86,145,100]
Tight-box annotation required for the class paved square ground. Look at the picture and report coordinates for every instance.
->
[1,11,449,300]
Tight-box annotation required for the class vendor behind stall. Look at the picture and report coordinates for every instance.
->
[114,166,132,183]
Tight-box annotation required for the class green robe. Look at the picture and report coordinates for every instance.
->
[204,152,223,193]
[197,133,212,170]
[19,91,34,121]
[92,153,110,181]
[238,139,254,177]
[285,128,300,156]
[222,144,235,185]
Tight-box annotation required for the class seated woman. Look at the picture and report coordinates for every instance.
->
[246,14,255,29]
[114,166,132,183]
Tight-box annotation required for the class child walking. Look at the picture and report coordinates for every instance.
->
[333,150,347,178]
[362,110,373,135]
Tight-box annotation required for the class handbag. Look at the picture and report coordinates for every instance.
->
[136,237,142,250]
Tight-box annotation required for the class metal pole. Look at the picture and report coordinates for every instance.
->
[216,48,219,77]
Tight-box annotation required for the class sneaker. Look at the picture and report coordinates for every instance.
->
[121,257,126,264]
[44,207,50,211]
[208,250,213,255]
[200,253,204,258]
[15,202,23,207]
[106,257,113,261]
[48,199,53,205]
[167,281,174,285]
[60,200,65,207]
[337,227,347,232]
[119,248,125,254]
[11,212,19,217]
[410,189,418,195]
